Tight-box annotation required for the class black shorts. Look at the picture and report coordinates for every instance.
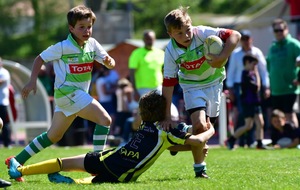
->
[84,151,119,183]
[271,94,297,113]
[242,104,262,118]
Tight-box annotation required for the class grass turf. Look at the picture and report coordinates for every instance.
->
[0,146,299,190]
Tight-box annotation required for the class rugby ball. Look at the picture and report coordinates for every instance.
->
[203,35,227,66]
[277,137,292,148]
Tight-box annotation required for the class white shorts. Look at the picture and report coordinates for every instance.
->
[54,89,93,117]
[183,83,223,117]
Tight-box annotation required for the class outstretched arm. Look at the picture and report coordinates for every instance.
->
[184,125,215,147]
[168,121,215,151]
[21,55,44,98]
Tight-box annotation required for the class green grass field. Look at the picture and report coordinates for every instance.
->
[1,146,299,190]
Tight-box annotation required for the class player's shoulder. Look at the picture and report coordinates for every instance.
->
[86,37,101,46]
[87,37,97,42]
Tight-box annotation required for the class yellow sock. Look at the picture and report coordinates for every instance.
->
[73,176,94,184]
[18,158,62,176]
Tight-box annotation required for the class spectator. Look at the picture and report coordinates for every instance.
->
[0,57,11,148]
[293,55,300,85]
[38,64,55,113]
[281,0,300,40]
[266,18,300,128]
[104,68,119,120]
[226,54,265,149]
[38,64,54,96]
[226,30,270,147]
[0,116,11,187]
[114,78,137,139]
[95,67,118,135]
[128,29,164,101]
[270,109,299,149]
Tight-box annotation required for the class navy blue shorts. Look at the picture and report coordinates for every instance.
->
[242,104,262,118]
[84,151,119,183]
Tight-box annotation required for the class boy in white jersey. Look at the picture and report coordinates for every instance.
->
[161,6,241,178]
[6,5,115,182]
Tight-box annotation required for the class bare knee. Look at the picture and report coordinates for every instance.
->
[97,115,112,127]
[47,132,64,143]
[192,120,207,134]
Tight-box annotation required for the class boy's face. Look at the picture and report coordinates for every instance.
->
[271,116,285,130]
[69,17,93,46]
[244,60,257,71]
[168,24,193,48]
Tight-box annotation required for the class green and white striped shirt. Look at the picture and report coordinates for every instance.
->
[40,34,108,99]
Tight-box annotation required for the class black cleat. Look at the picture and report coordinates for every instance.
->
[0,178,11,188]
[225,136,235,150]
[195,171,210,179]
[169,151,178,156]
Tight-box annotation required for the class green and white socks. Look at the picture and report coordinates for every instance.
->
[93,124,110,152]
[15,132,53,164]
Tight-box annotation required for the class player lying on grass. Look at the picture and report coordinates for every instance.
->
[8,90,215,184]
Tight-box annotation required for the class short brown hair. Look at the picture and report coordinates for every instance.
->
[271,109,285,119]
[67,5,96,27]
[139,91,166,122]
[272,18,288,29]
[164,6,192,32]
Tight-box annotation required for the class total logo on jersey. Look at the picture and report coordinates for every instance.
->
[180,56,206,70]
[69,62,93,74]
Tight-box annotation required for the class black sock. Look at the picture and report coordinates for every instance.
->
[257,140,263,147]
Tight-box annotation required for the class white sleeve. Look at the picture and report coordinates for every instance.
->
[256,48,269,88]
[92,38,109,65]
[226,52,237,88]
[164,45,179,78]
[40,42,62,62]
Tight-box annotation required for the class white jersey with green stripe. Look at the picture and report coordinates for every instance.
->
[164,26,226,90]
[40,34,108,99]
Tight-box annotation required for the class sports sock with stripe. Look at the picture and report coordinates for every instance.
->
[93,124,109,152]
[15,132,53,164]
